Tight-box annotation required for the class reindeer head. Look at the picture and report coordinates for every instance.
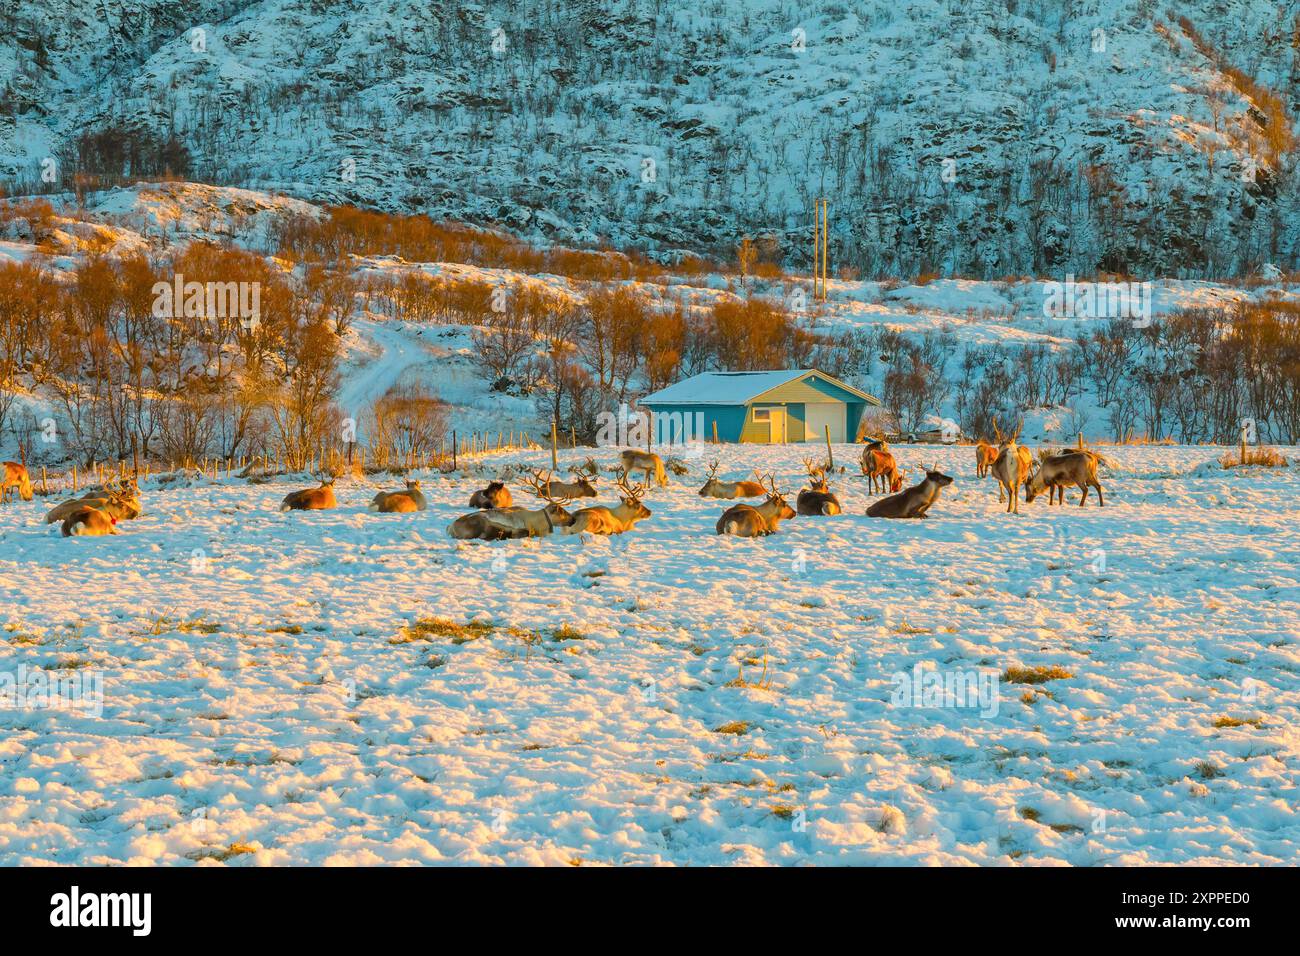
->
[698,460,722,496]
[922,462,954,488]
[406,479,422,492]
[614,468,652,520]
[760,474,796,520]
[802,457,829,491]
[523,469,576,510]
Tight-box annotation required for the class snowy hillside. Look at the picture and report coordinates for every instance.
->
[2,0,1299,276]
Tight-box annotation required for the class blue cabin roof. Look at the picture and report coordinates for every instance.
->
[641,369,878,406]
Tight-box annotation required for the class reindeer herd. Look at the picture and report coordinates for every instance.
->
[0,426,1111,542]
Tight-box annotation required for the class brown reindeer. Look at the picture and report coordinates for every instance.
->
[865,464,954,518]
[447,472,577,540]
[1,462,33,503]
[697,461,767,499]
[370,479,427,513]
[1025,450,1109,507]
[860,445,904,493]
[61,505,119,537]
[280,477,337,512]
[468,480,513,509]
[447,503,575,539]
[717,474,796,536]
[45,483,141,524]
[991,440,1033,513]
[796,458,842,516]
[975,441,998,478]
[563,469,652,535]
[619,449,667,488]
[525,468,597,500]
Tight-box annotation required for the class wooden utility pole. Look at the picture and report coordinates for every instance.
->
[813,197,830,302]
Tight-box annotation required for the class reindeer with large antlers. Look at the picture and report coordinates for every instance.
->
[562,468,652,535]
[449,471,575,539]
[989,418,1033,513]
[716,474,796,536]
[866,462,954,518]
[796,457,842,516]
[525,467,597,501]
[697,461,766,499]
[45,478,141,524]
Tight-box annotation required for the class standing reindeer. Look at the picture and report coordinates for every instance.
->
[975,440,998,478]
[1,447,33,503]
[697,461,766,499]
[619,450,667,488]
[990,427,1033,514]
[1025,450,1109,507]
[716,475,796,536]
[860,444,905,493]
[796,458,842,516]
[563,469,652,535]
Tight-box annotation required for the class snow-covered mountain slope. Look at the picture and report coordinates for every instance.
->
[2,1,1298,277]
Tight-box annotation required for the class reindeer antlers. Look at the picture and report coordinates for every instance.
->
[706,460,720,479]
[521,468,573,505]
[614,466,649,502]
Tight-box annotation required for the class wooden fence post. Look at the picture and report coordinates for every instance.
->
[551,420,559,471]
[825,424,834,470]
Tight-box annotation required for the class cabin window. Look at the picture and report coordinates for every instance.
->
[752,408,771,422]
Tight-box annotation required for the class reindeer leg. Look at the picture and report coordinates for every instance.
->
[1094,482,1104,507]
[1078,484,1088,506]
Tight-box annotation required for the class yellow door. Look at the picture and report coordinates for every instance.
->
[767,408,786,443]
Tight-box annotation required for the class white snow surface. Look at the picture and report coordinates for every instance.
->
[2,444,1297,865]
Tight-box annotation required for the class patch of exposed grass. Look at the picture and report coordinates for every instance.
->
[267,624,304,635]
[49,658,91,670]
[770,804,797,820]
[1220,447,1289,469]
[1019,807,1042,822]
[1002,665,1074,684]
[1212,715,1264,729]
[391,618,494,645]
[150,614,221,636]
[724,650,774,691]
[713,720,750,736]
[892,622,933,635]
[550,623,586,642]
[187,842,258,862]
[1194,760,1223,779]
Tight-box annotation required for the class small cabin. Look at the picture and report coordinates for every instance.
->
[639,369,880,444]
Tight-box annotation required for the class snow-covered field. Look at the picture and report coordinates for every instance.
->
[2,444,1296,865]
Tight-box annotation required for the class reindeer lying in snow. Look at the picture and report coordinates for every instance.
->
[1025,450,1110,507]
[370,479,427,513]
[796,458,842,516]
[280,478,336,511]
[865,464,953,518]
[716,475,796,536]
[449,471,573,539]
[697,461,767,499]
[46,482,141,523]
[468,480,512,509]
[61,505,118,537]
[563,468,652,535]
[524,468,596,501]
